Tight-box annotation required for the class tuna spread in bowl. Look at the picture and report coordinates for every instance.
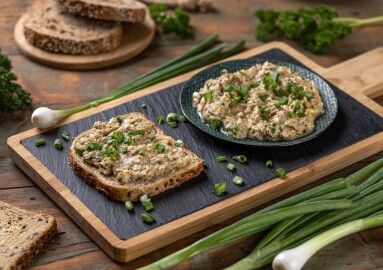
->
[192,62,324,141]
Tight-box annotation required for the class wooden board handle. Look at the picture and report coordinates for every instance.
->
[323,48,383,117]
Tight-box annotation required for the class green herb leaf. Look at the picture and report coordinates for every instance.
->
[157,116,164,124]
[260,107,269,121]
[210,119,222,129]
[129,130,145,136]
[250,81,260,88]
[233,155,247,163]
[203,91,213,101]
[142,201,154,212]
[157,143,166,153]
[140,194,151,204]
[277,96,289,107]
[227,124,239,135]
[121,146,128,154]
[141,103,148,109]
[179,115,188,122]
[166,112,178,122]
[271,70,280,82]
[213,182,227,196]
[139,150,146,156]
[168,121,178,128]
[54,139,63,150]
[61,131,70,141]
[266,160,273,168]
[124,136,134,145]
[112,131,125,143]
[276,167,286,179]
[88,142,102,151]
[141,213,156,223]
[233,176,244,186]
[227,163,236,172]
[149,133,155,141]
[35,138,45,147]
[116,116,123,125]
[217,156,226,162]
[125,201,134,212]
[258,93,267,102]
[305,91,314,100]
[203,160,207,166]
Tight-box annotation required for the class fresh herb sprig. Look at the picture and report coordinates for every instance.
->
[255,5,383,54]
[149,4,194,39]
[0,49,31,113]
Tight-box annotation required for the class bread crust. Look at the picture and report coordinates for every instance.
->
[69,113,204,202]
[59,0,147,23]
[0,202,57,270]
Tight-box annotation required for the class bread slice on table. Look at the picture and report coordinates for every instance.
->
[23,0,122,55]
[0,201,57,270]
[59,0,147,23]
[69,112,204,202]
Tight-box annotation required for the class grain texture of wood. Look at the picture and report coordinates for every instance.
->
[1,0,383,269]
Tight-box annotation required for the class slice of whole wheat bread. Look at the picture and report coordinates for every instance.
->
[0,201,57,270]
[23,0,122,55]
[59,0,147,23]
[69,112,204,202]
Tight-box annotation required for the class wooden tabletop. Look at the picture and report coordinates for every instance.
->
[1,1,382,269]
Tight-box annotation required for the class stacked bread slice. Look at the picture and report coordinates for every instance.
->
[23,0,147,55]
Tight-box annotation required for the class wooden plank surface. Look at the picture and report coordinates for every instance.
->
[1,0,383,269]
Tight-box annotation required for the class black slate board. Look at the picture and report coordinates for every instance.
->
[22,49,383,240]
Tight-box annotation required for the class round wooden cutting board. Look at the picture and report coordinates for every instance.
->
[14,13,156,70]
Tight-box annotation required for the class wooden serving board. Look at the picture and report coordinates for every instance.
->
[7,43,383,263]
[14,12,155,70]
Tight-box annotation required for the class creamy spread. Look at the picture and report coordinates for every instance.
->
[72,114,193,184]
[193,62,324,141]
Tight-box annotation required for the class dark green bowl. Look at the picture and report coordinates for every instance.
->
[179,58,338,147]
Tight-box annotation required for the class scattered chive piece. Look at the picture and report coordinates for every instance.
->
[168,121,178,128]
[149,133,155,141]
[141,103,148,109]
[129,130,145,136]
[112,131,125,143]
[227,163,236,172]
[203,160,207,166]
[179,115,188,122]
[217,156,226,162]
[54,139,63,150]
[166,112,178,122]
[276,167,286,179]
[233,176,244,186]
[213,182,227,196]
[141,213,156,223]
[61,131,70,141]
[143,201,154,212]
[203,91,213,101]
[233,155,247,163]
[35,138,46,147]
[89,142,102,151]
[156,116,164,124]
[266,160,273,168]
[305,91,314,100]
[140,194,151,204]
[157,144,166,153]
[121,147,128,154]
[116,116,123,125]
[139,150,146,156]
[125,201,134,212]
[210,119,222,129]
[227,124,238,134]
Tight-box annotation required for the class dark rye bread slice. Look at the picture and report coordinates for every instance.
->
[69,112,204,202]
[24,0,122,55]
[59,0,147,23]
[0,201,57,270]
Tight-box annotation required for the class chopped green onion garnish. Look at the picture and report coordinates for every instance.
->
[124,136,134,145]
[250,81,260,88]
[166,113,178,122]
[277,96,289,107]
[112,131,125,143]
[139,150,146,156]
[125,201,134,212]
[266,160,273,168]
[260,107,268,121]
[121,147,128,154]
[129,130,145,136]
[141,103,148,109]
[88,142,102,151]
[305,91,314,100]
[157,116,164,124]
[140,194,151,204]
[116,116,123,125]
[141,213,155,223]
[258,93,267,102]
[157,143,166,153]
[293,101,301,112]
[61,131,70,141]
[233,155,247,163]
[271,70,280,82]
[203,91,213,101]
[227,163,236,172]
[149,133,155,141]
[213,182,227,196]
[217,156,226,162]
[168,121,178,128]
[227,124,238,134]
[276,167,286,179]
[233,176,244,186]
[179,115,188,122]
[210,119,222,129]
[142,201,154,212]
[35,138,45,147]
[203,160,207,166]
[54,139,63,150]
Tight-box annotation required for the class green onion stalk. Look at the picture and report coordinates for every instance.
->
[31,35,245,129]
[272,214,383,270]
[139,158,383,270]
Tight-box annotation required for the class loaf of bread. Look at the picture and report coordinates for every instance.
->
[69,113,204,202]
[23,0,122,55]
[59,0,147,23]
[0,201,57,270]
